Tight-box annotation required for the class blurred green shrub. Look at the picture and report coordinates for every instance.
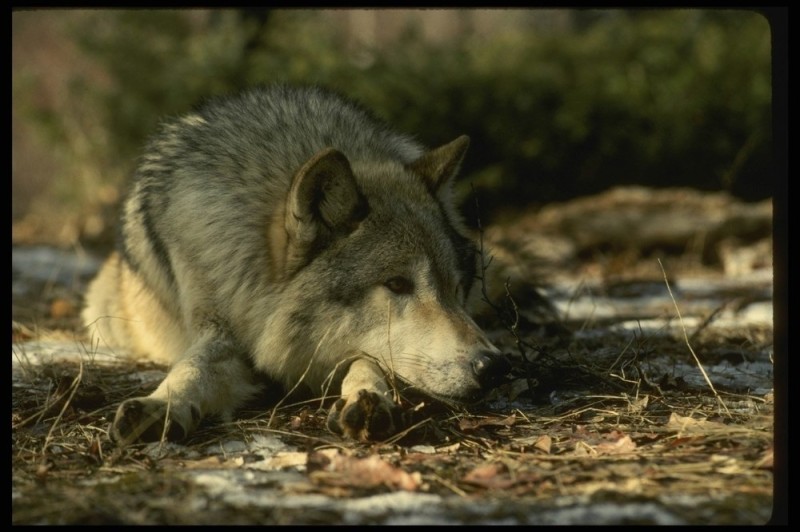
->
[20,9,772,227]
[354,10,772,215]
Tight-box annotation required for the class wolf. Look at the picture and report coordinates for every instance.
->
[82,84,513,445]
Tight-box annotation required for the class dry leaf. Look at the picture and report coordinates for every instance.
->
[533,434,552,454]
[594,434,637,455]
[666,413,728,435]
[462,462,516,489]
[461,462,544,491]
[50,298,75,319]
[514,434,552,454]
[308,451,420,491]
[458,413,516,431]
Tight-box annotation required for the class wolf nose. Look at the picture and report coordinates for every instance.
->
[472,352,512,388]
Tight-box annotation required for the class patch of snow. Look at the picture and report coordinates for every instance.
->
[205,440,248,455]
[247,434,291,455]
[12,340,130,370]
[12,246,101,285]
[538,501,686,525]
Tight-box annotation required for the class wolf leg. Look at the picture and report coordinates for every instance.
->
[326,358,404,441]
[110,329,259,446]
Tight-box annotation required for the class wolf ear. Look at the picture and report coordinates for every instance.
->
[407,135,470,193]
[286,148,367,250]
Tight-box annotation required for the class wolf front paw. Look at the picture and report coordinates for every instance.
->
[109,397,199,446]
[326,389,405,442]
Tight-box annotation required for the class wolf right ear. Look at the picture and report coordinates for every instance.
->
[286,148,368,252]
[407,135,470,193]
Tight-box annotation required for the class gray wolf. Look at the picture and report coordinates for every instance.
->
[82,85,511,445]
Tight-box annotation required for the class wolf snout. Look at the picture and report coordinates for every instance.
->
[471,352,512,389]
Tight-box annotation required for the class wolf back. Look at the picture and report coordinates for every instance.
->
[83,84,511,445]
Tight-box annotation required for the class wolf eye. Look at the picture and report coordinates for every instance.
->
[384,276,414,295]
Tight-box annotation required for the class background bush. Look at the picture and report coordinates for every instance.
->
[12,9,772,244]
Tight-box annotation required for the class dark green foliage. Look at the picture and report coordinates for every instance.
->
[46,10,774,216]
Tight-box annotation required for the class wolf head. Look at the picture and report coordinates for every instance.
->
[258,135,510,403]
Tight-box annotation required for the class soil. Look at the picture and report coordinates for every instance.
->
[11,187,781,525]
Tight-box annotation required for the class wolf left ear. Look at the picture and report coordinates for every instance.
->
[286,148,367,253]
[407,135,470,193]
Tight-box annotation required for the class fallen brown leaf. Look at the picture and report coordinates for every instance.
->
[50,298,75,319]
[666,413,729,435]
[462,462,516,489]
[308,451,421,491]
[533,434,552,454]
[593,434,637,455]
[462,462,544,492]
[458,413,516,431]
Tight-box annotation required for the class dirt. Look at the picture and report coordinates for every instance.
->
[11,187,780,525]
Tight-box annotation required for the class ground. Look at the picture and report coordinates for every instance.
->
[11,186,779,525]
